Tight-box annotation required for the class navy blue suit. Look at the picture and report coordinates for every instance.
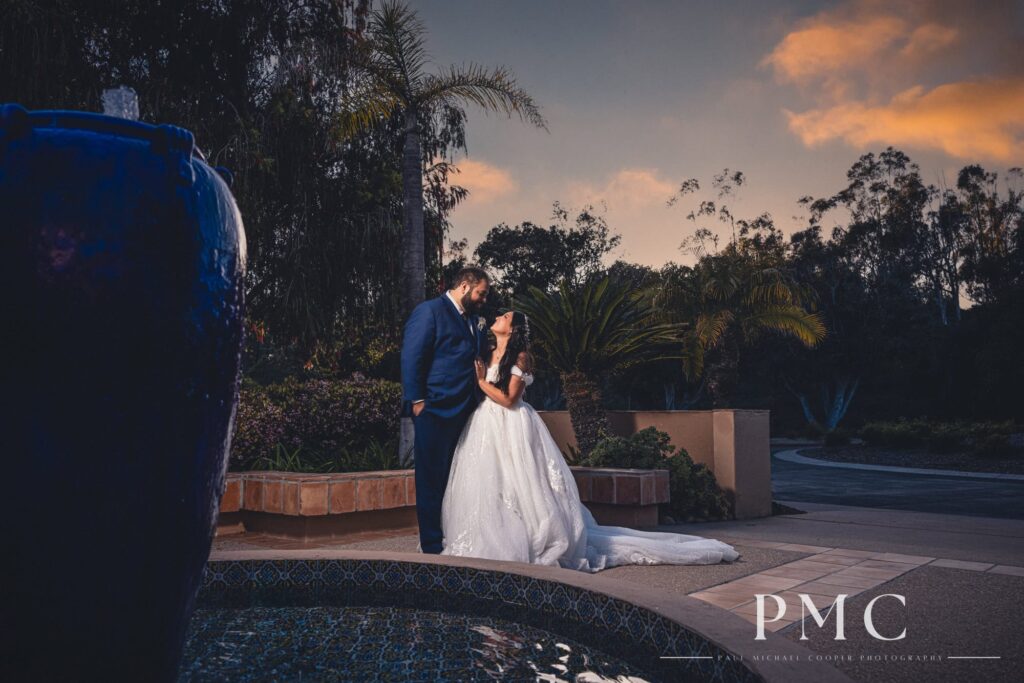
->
[401,295,484,553]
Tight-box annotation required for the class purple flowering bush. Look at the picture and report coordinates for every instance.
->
[229,376,402,471]
[230,380,286,469]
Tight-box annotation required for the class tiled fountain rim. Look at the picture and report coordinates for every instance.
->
[205,549,853,683]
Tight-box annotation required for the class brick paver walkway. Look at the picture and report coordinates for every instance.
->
[686,539,1023,632]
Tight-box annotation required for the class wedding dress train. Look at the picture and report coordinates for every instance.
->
[440,365,739,572]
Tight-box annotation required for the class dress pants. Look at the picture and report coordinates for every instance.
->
[412,404,474,553]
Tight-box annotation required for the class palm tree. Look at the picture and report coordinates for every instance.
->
[654,252,826,404]
[518,277,685,457]
[341,0,547,316]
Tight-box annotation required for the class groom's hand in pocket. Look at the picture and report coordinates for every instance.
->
[412,400,425,417]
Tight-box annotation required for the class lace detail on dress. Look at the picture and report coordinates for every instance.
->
[499,492,522,518]
[447,528,474,556]
[546,460,565,492]
[485,363,501,383]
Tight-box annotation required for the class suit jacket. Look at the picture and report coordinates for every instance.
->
[401,294,484,419]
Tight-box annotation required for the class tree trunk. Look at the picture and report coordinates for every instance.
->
[401,108,425,318]
[706,335,740,407]
[787,375,859,432]
[561,370,611,458]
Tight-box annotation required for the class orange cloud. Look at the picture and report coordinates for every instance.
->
[761,14,908,86]
[785,77,1024,162]
[453,158,518,204]
[763,0,1021,162]
[898,23,959,60]
[566,168,677,211]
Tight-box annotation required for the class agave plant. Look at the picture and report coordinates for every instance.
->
[518,277,685,456]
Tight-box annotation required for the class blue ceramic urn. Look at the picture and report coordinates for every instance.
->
[0,104,246,681]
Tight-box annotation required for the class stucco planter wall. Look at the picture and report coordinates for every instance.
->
[537,409,772,519]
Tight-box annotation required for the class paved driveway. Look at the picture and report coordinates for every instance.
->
[771,448,1024,520]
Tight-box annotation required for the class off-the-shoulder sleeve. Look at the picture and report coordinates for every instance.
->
[511,365,534,386]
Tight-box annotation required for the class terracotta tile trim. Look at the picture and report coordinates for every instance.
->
[224,470,414,517]
[225,466,672,517]
[569,467,670,505]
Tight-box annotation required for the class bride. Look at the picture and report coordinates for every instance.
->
[440,309,739,572]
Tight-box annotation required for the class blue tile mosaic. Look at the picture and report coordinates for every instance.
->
[193,559,763,683]
[180,605,656,682]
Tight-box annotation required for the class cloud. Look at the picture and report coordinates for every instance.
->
[453,158,518,204]
[762,0,1023,161]
[761,14,909,89]
[565,168,677,211]
[898,22,959,61]
[785,78,1024,162]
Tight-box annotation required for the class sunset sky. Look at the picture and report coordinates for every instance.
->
[411,0,1024,268]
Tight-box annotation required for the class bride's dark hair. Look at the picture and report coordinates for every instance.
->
[488,310,534,395]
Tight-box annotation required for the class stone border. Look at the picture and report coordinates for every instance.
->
[203,549,853,683]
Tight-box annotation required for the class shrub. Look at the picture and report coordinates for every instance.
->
[229,376,402,471]
[582,427,732,521]
[972,433,1012,459]
[250,439,400,473]
[925,422,966,453]
[230,379,286,470]
[266,377,402,457]
[859,418,928,448]
[824,428,851,446]
[859,418,1023,455]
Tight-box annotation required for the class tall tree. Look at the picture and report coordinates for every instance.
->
[953,165,1024,307]
[341,0,546,317]
[787,149,957,428]
[474,202,621,298]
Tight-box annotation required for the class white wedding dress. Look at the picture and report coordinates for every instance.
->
[440,363,739,572]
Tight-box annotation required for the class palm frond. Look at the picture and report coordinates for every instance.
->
[743,305,826,347]
[519,277,685,377]
[693,310,732,348]
[370,0,431,94]
[418,63,547,129]
[336,78,402,138]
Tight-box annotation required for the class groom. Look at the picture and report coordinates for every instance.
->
[401,266,490,553]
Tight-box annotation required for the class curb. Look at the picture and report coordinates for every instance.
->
[773,448,1024,481]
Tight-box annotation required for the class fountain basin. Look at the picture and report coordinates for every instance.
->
[191,550,852,682]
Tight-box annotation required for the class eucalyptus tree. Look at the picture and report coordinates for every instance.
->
[951,165,1024,307]
[518,277,685,457]
[341,0,546,316]
[801,148,933,303]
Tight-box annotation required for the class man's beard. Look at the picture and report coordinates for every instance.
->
[460,291,480,314]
